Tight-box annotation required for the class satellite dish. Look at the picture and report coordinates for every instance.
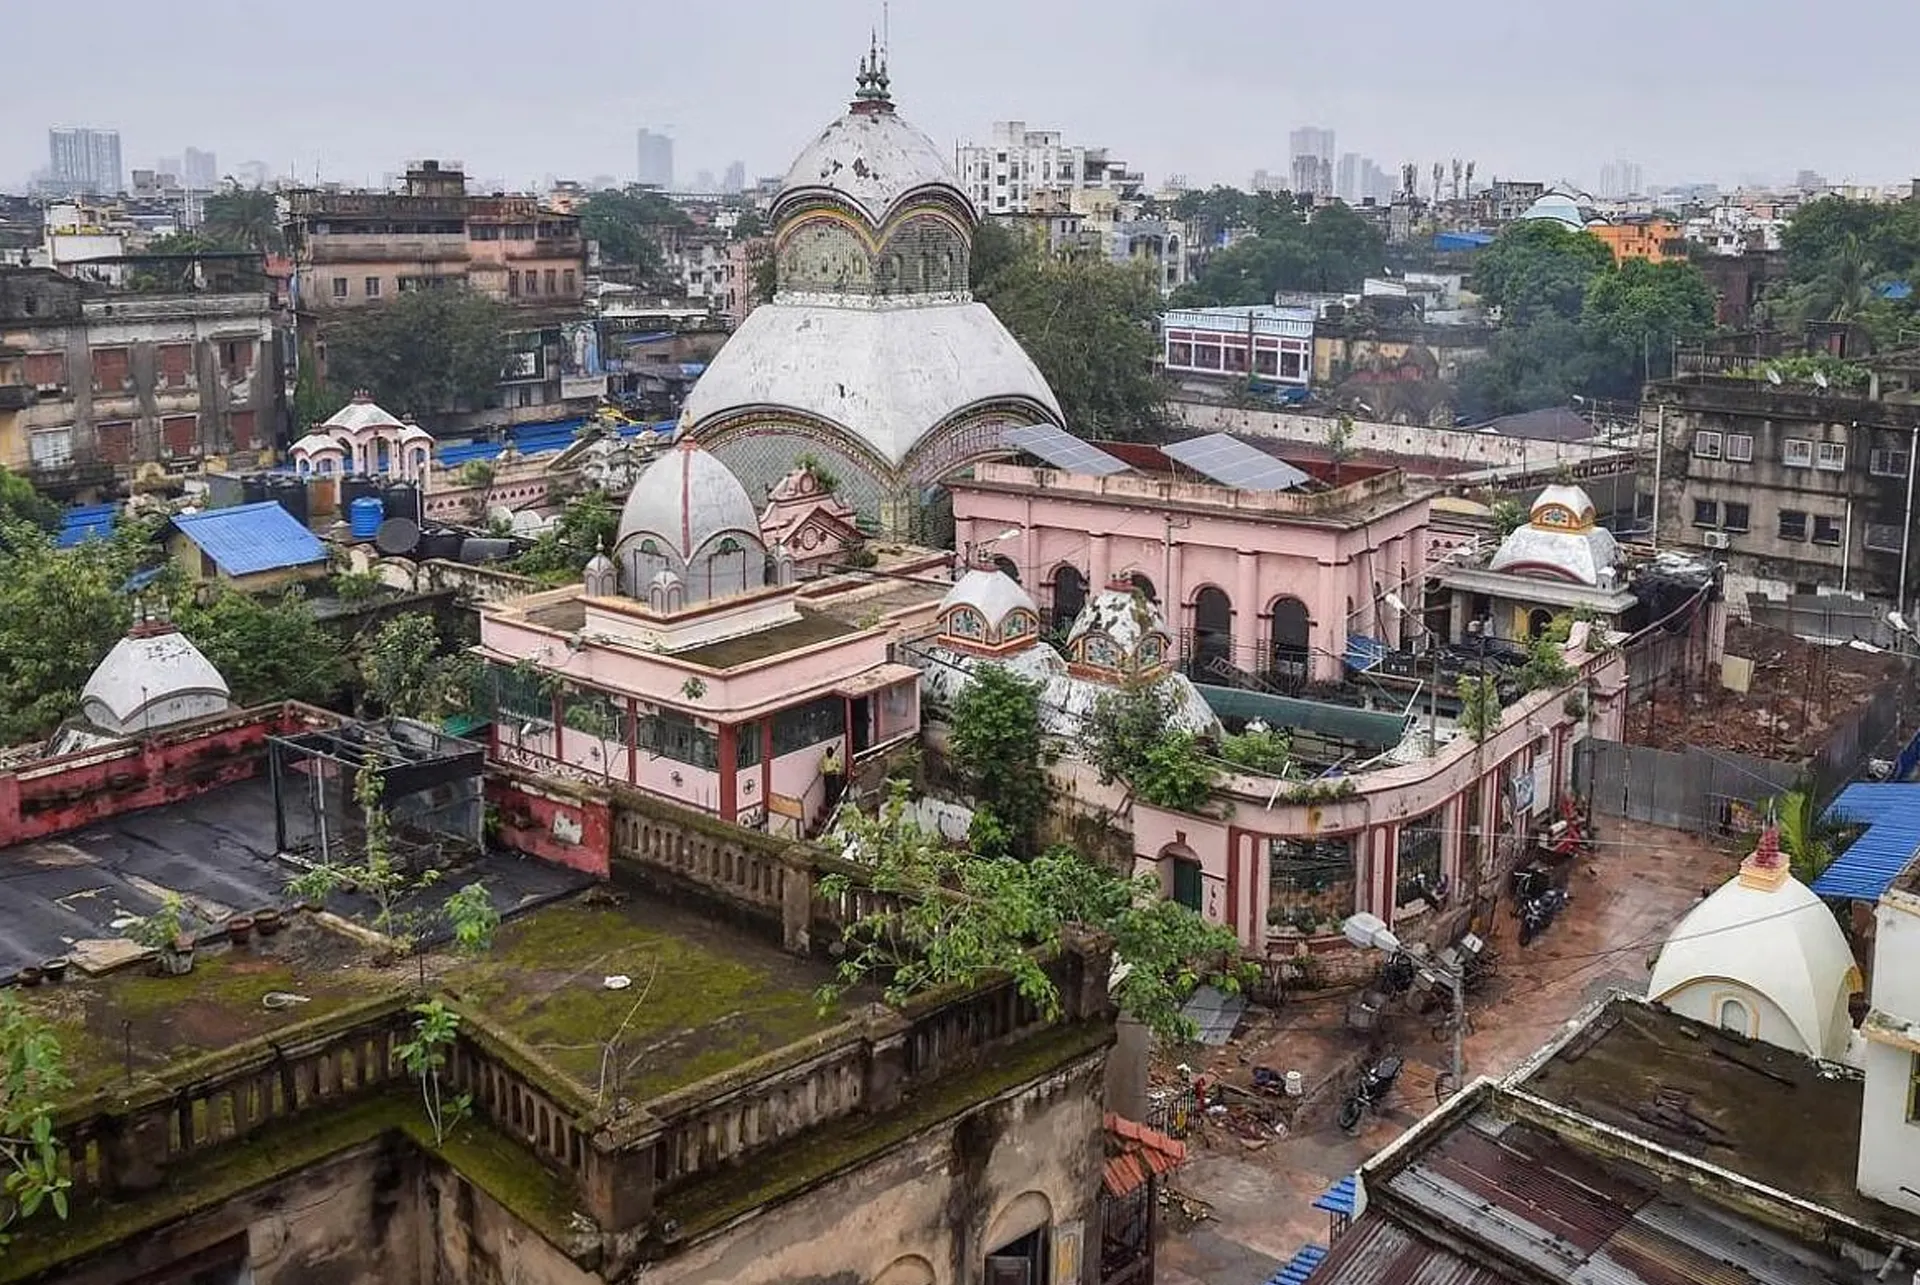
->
[373,516,421,557]
[1813,370,1830,390]
[1765,367,1784,386]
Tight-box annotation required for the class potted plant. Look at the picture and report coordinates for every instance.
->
[132,893,196,976]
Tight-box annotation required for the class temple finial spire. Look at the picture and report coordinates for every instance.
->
[851,28,894,111]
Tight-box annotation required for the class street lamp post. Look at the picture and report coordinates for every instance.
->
[1344,912,1465,1101]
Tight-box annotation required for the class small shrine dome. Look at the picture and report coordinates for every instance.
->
[79,620,230,736]
[936,560,1042,655]
[614,441,768,605]
[1648,828,1860,1060]
[1064,575,1176,680]
[1488,483,1621,587]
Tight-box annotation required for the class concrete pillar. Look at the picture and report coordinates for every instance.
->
[779,850,816,956]
[1234,551,1260,664]
[1089,533,1111,592]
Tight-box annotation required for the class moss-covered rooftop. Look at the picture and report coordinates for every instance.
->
[443,896,852,1103]
[669,611,859,670]
[26,918,398,1096]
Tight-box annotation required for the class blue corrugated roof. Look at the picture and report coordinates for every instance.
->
[1312,1174,1357,1215]
[170,502,327,576]
[1810,782,1920,900]
[55,502,118,548]
[1265,1243,1328,1285]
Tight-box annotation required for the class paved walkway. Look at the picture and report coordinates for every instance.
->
[1155,817,1741,1285]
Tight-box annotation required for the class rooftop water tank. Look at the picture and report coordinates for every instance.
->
[348,495,385,540]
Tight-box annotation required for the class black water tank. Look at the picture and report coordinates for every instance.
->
[240,473,271,506]
[339,474,378,510]
[270,476,310,526]
[458,537,514,564]
[418,528,464,561]
[381,482,421,524]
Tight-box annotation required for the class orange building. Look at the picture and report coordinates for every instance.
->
[1590,219,1685,263]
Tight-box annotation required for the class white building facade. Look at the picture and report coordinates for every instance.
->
[956,121,1133,215]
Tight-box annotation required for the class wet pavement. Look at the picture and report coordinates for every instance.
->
[1155,817,1743,1285]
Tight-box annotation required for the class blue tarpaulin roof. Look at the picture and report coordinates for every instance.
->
[1878,280,1913,301]
[169,502,327,577]
[1266,1244,1327,1285]
[1313,1174,1357,1215]
[56,502,117,548]
[1809,782,1920,900]
[1434,230,1495,252]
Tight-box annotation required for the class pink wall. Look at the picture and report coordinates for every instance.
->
[951,471,1430,683]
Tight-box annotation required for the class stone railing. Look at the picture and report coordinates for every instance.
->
[53,994,413,1205]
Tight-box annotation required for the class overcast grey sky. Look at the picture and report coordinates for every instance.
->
[4,0,1916,193]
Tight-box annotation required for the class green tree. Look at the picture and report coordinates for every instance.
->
[0,470,59,534]
[579,187,688,282]
[1471,221,1614,322]
[1775,787,1849,883]
[202,183,285,254]
[1580,258,1717,397]
[817,784,1248,1042]
[1170,202,1385,307]
[141,230,244,256]
[973,237,1168,438]
[1219,723,1291,773]
[0,994,72,1248]
[360,613,476,721]
[510,492,619,579]
[320,287,511,423]
[1456,674,1502,742]
[175,588,348,708]
[1085,681,1218,810]
[949,664,1050,857]
[731,208,766,240]
[0,521,154,744]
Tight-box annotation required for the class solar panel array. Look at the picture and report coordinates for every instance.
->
[1163,433,1311,491]
[1002,424,1130,477]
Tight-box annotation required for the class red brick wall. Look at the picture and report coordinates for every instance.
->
[485,772,611,879]
[0,705,329,848]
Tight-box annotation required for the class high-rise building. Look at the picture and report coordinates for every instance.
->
[48,127,123,195]
[723,160,747,194]
[955,121,1133,214]
[695,169,717,194]
[1288,126,1336,199]
[234,160,271,189]
[182,147,218,190]
[1336,153,1361,202]
[1289,127,1335,167]
[1599,157,1644,199]
[636,129,674,190]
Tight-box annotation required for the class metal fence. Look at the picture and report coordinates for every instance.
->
[1578,679,1917,834]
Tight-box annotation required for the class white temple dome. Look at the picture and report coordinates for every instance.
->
[940,566,1038,629]
[1648,832,1859,1060]
[780,109,965,227]
[321,391,406,434]
[1488,483,1620,586]
[680,51,1065,529]
[79,624,230,736]
[616,441,762,564]
[1518,193,1588,230]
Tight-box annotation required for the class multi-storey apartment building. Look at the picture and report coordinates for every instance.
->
[1649,358,1920,613]
[955,121,1136,215]
[284,160,591,423]
[0,261,283,496]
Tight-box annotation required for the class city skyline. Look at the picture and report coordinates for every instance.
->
[4,0,1917,195]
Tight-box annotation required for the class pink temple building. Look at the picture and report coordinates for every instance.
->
[477,442,920,837]
[287,391,434,480]
[949,442,1430,687]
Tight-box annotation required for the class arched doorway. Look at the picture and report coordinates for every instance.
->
[1192,586,1233,681]
[993,554,1020,582]
[1128,571,1157,604]
[1527,607,1555,639]
[1050,564,1087,631]
[1269,596,1311,688]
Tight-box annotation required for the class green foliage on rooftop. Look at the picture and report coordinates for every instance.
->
[949,663,1049,859]
[319,286,512,425]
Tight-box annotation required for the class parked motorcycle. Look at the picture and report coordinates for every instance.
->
[1518,887,1570,946]
[1337,1054,1404,1133]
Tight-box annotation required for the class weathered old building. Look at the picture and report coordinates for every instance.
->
[1648,362,1920,611]
[285,160,593,425]
[0,262,283,495]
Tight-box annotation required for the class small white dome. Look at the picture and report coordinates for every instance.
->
[1067,582,1172,654]
[321,391,406,433]
[1649,839,1858,1059]
[939,568,1037,628]
[616,441,762,564]
[79,625,230,735]
[1488,483,1620,586]
[1518,194,1588,230]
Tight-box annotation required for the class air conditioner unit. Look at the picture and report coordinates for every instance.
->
[1702,531,1732,549]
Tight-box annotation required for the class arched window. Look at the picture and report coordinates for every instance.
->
[1050,565,1087,630]
[1528,607,1555,640]
[992,554,1020,583]
[1718,996,1751,1036]
[1269,596,1311,688]
[1191,586,1233,681]
[1129,571,1157,604]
